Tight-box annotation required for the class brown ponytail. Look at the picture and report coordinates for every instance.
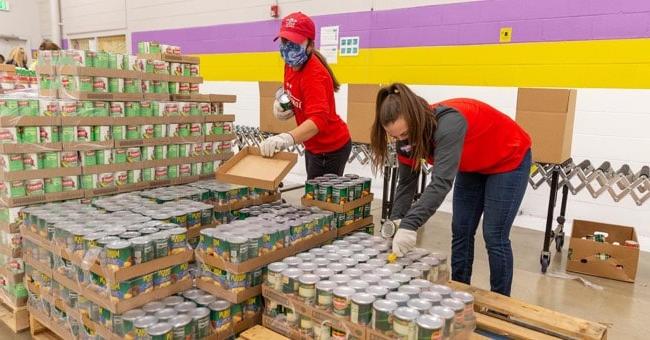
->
[308,40,340,92]
[370,83,437,173]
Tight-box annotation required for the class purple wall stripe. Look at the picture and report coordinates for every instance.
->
[131,0,650,54]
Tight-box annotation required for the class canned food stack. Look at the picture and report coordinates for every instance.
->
[0,66,38,92]
[302,173,374,235]
[262,232,465,340]
[0,205,27,307]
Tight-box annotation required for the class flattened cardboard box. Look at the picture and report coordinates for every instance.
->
[347,84,382,144]
[216,147,297,191]
[210,94,237,103]
[516,88,577,164]
[259,82,296,133]
[566,219,639,282]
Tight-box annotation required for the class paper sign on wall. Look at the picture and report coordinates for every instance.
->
[320,45,338,64]
[320,26,340,46]
[340,36,360,56]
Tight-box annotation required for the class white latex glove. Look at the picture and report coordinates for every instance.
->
[260,133,295,157]
[273,99,294,121]
[392,228,417,257]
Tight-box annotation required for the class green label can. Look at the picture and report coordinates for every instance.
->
[171,262,189,283]
[304,180,318,200]
[125,102,141,117]
[42,152,59,169]
[318,182,333,202]
[126,125,141,139]
[208,301,232,333]
[332,184,349,205]
[108,78,123,93]
[154,267,172,288]
[154,145,166,160]
[113,149,127,163]
[44,177,62,193]
[168,165,179,179]
[167,144,179,159]
[112,125,126,140]
[21,127,40,143]
[94,101,109,116]
[105,240,133,271]
[124,78,140,93]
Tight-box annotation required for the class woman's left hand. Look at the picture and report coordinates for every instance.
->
[260,133,295,157]
[392,228,417,257]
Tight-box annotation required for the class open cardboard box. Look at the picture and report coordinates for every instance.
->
[196,278,262,304]
[196,229,337,274]
[301,194,374,214]
[259,82,296,133]
[216,147,297,191]
[515,88,577,164]
[566,219,639,282]
[262,285,366,339]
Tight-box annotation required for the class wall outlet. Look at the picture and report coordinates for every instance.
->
[500,27,513,43]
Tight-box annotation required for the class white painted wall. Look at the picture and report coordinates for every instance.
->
[0,0,43,61]
[201,80,650,251]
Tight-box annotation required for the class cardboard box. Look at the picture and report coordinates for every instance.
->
[138,53,200,64]
[171,94,211,102]
[0,143,62,154]
[347,84,381,144]
[216,147,297,190]
[566,220,639,282]
[62,141,114,151]
[196,278,262,304]
[301,194,374,213]
[259,82,296,133]
[515,88,577,164]
[196,229,337,274]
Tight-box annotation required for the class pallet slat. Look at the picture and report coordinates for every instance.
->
[475,313,558,340]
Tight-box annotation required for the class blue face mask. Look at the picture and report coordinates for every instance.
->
[280,41,308,67]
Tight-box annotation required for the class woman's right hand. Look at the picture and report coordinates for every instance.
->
[273,99,294,120]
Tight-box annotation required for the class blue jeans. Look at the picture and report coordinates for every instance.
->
[451,150,531,296]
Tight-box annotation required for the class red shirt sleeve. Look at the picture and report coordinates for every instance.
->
[299,69,330,132]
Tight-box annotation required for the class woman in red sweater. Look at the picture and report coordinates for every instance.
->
[260,12,351,179]
[371,83,532,296]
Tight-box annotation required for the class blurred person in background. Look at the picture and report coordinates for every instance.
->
[30,39,61,69]
[5,47,27,68]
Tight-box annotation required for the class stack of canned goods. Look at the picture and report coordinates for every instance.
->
[304,174,372,204]
[189,180,276,207]
[263,232,470,340]
[198,202,336,263]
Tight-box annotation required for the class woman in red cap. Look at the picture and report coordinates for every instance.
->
[260,12,352,179]
[371,83,532,296]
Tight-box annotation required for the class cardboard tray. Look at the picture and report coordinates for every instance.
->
[167,75,203,83]
[216,147,297,191]
[28,306,75,339]
[56,244,193,283]
[59,90,144,101]
[337,216,374,237]
[22,254,53,278]
[187,222,218,240]
[60,116,204,126]
[172,94,212,102]
[301,194,374,213]
[138,53,200,64]
[0,142,62,154]
[262,315,309,340]
[143,93,171,101]
[83,181,149,198]
[62,140,114,151]
[0,116,61,127]
[0,221,20,234]
[210,94,237,103]
[21,227,53,252]
[57,65,142,79]
[0,189,84,208]
[196,278,262,304]
[213,192,281,213]
[148,174,202,188]
[262,286,366,339]
[205,134,237,142]
[204,114,236,122]
[196,229,336,274]
[0,264,23,286]
[53,269,193,314]
[204,313,262,340]
[0,166,81,182]
[0,243,20,258]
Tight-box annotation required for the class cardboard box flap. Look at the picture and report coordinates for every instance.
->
[567,238,638,282]
[259,82,296,133]
[572,220,636,243]
[517,88,576,113]
[260,81,283,97]
[216,147,297,190]
[209,94,237,103]
[0,64,16,73]
[348,83,382,103]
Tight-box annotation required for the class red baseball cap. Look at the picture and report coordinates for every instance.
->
[274,12,315,44]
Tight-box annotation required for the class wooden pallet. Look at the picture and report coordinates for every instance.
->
[29,311,64,340]
[240,325,290,340]
[449,281,608,340]
[0,293,29,332]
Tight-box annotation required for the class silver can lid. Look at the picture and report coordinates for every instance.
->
[373,299,398,313]
[148,322,173,336]
[430,284,452,298]
[174,301,197,314]
[375,268,394,278]
[155,308,177,320]
[327,263,347,273]
[297,262,317,273]
[195,295,217,306]
[315,280,337,292]
[314,268,334,280]
[366,285,389,298]
[208,300,231,312]
[419,291,443,304]
[134,315,158,328]
[122,308,145,321]
[313,258,330,267]
[349,244,364,252]
[282,268,304,279]
[331,274,351,285]
[362,248,380,258]
[386,292,410,305]
[283,256,303,266]
[352,254,370,263]
[394,307,420,321]
[142,301,165,314]
[390,273,411,284]
[429,306,455,320]
[299,274,320,285]
[367,258,386,267]
[378,279,401,291]
[268,262,289,273]
[162,295,184,307]
[407,298,433,312]
[399,284,422,297]
[325,253,342,262]
[169,314,192,327]
[190,307,210,320]
[297,252,315,261]
[401,268,423,279]
[333,286,356,298]
[410,279,432,289]
[348,279,369,292]
[342,268,363,279]
[351,292,376,305]
[416,314,443,330]
[360,274,381,284]
[341,258,358,267]
[450,291,474,304]
[385,263,403,273]
[441,298,465,312]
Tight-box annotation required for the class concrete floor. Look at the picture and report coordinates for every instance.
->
[3,194,648,339]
